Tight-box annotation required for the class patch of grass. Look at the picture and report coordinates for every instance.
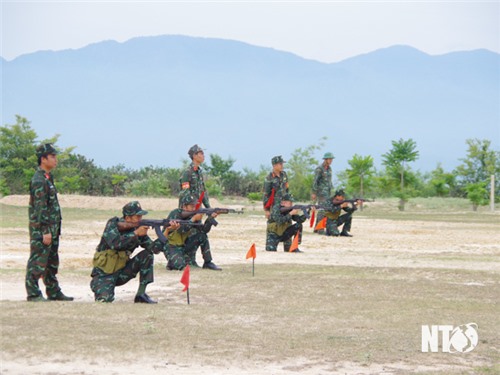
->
[1,265,498,369]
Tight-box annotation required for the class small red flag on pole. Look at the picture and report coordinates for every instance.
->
[246,243,256,276]
[289,230,300,252]
[180,265,191,304]
[309,209,316,228]
[315,217,327,231]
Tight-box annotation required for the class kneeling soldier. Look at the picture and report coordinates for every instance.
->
[90,201,161,304]
[324,189,361,237]
[163,193,221,270]
[266,194,306,252]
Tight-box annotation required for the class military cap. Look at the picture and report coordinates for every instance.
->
[282,193,294,202]
[188,144,204,159]
[333,189,346,197]
[323,152,335,159]
[180,192,198,206]
[36,143,58,158]
[271,155,285,165]
[122,201,148,217]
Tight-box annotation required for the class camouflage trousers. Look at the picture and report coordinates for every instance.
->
[313,196,329,233]
[90,249,154,302]
[163,231,213,270]
[25,236,62,299]
[326,212,353,236]
[266,223,303,252]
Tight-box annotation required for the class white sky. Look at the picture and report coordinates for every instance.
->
[1,0,499,63]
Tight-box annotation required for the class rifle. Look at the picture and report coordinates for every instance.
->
[117,219,202,244]
[279,204,323,219]
[179,207,243,223]
[332,198,374,206]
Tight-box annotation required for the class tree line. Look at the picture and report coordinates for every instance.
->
[1,116,499,211]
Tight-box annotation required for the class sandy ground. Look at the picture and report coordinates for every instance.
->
[1,195,499,374]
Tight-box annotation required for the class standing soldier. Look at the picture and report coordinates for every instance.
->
[178,144,221,270]
[311,152,334,234]
[263,155,289,219]
[26,143,73,302]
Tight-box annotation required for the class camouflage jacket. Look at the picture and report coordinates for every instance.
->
[262,171,289,210]
[267,202,306,235]
[29,168,61,239]
[95,217,155,253]
[179,163,210,208]
[323,200,357,220]
[312,162,333,201]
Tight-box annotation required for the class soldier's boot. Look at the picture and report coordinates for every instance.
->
[48,292,74,301]
[134,293,157,304]
[27,295,48,302]
[203,261,222,271]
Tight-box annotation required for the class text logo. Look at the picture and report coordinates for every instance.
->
[421,323,478,353]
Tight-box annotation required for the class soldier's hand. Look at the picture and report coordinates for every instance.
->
[192,213,204,222]
[211,212,219,218]
[265,211,270,219]
[341,202,349,208]
[168,221,181,231]
[311,193,317,201]
[290,209,301,216]
[135,225,148,237]
[42,233,52,246]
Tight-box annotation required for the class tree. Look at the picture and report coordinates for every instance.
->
[382,138,419,211]
[287,137,326,201]
[465,182,488,211]
[346,154,375,197]
[455,139,500,202]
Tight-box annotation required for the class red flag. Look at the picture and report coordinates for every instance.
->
[264,188,275,209]
[309,209,316,228]
[315,217,327,231]
[289,230,300,252]
[246,243,257,259]
[195,191,205,210]
[180,265,190,292]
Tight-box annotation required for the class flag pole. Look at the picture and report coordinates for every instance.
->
[252,258,255,277]
[186,288,190,305]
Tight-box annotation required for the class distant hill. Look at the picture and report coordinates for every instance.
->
[2,35,499,172]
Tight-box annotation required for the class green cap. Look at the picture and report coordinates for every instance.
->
[36,143,58,158]
[333,189,345,197]
[180,191,198,206]
[271,155,285,165]
[122,201,148,217]
[282,193,294,202]
[323,152,335,159]
[188,144,204,159]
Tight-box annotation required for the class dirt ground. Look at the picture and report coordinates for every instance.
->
[1,195,499,374]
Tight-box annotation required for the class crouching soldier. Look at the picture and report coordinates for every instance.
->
[324,189,361,237]
[266,194,306,253]
[163,193,221,270]
[90,201,162,304]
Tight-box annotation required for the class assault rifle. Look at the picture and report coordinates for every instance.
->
[179,207,243,225]
[279,204,323,219]
[332,198,374,206]
[117,219,202,243]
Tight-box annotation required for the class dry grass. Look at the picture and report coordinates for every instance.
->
[1,196,499,374]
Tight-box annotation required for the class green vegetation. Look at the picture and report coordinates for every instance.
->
[1,116,499,211]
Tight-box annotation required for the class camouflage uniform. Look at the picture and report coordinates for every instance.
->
[26,144,69,301]
[262,156,289,212]
[162,207,217,270]
[323,191,357,236]
[312,152,334,233]
[90,202,161,303]
[266,197,306,252]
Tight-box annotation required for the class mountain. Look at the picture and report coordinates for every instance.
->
[2,35,499,173]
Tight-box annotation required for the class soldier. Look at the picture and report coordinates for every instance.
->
[266,194,306,252]
[323,189,361,237]
[90,201,162,303]
[163,192,221,270]
[263,155,289,219]
[312,152,334,234]
[26,143,73,302]
[177,144,220,270]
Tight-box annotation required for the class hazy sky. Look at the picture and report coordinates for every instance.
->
[1,0,499,63]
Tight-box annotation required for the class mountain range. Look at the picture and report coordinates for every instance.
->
[2,35,499,173]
